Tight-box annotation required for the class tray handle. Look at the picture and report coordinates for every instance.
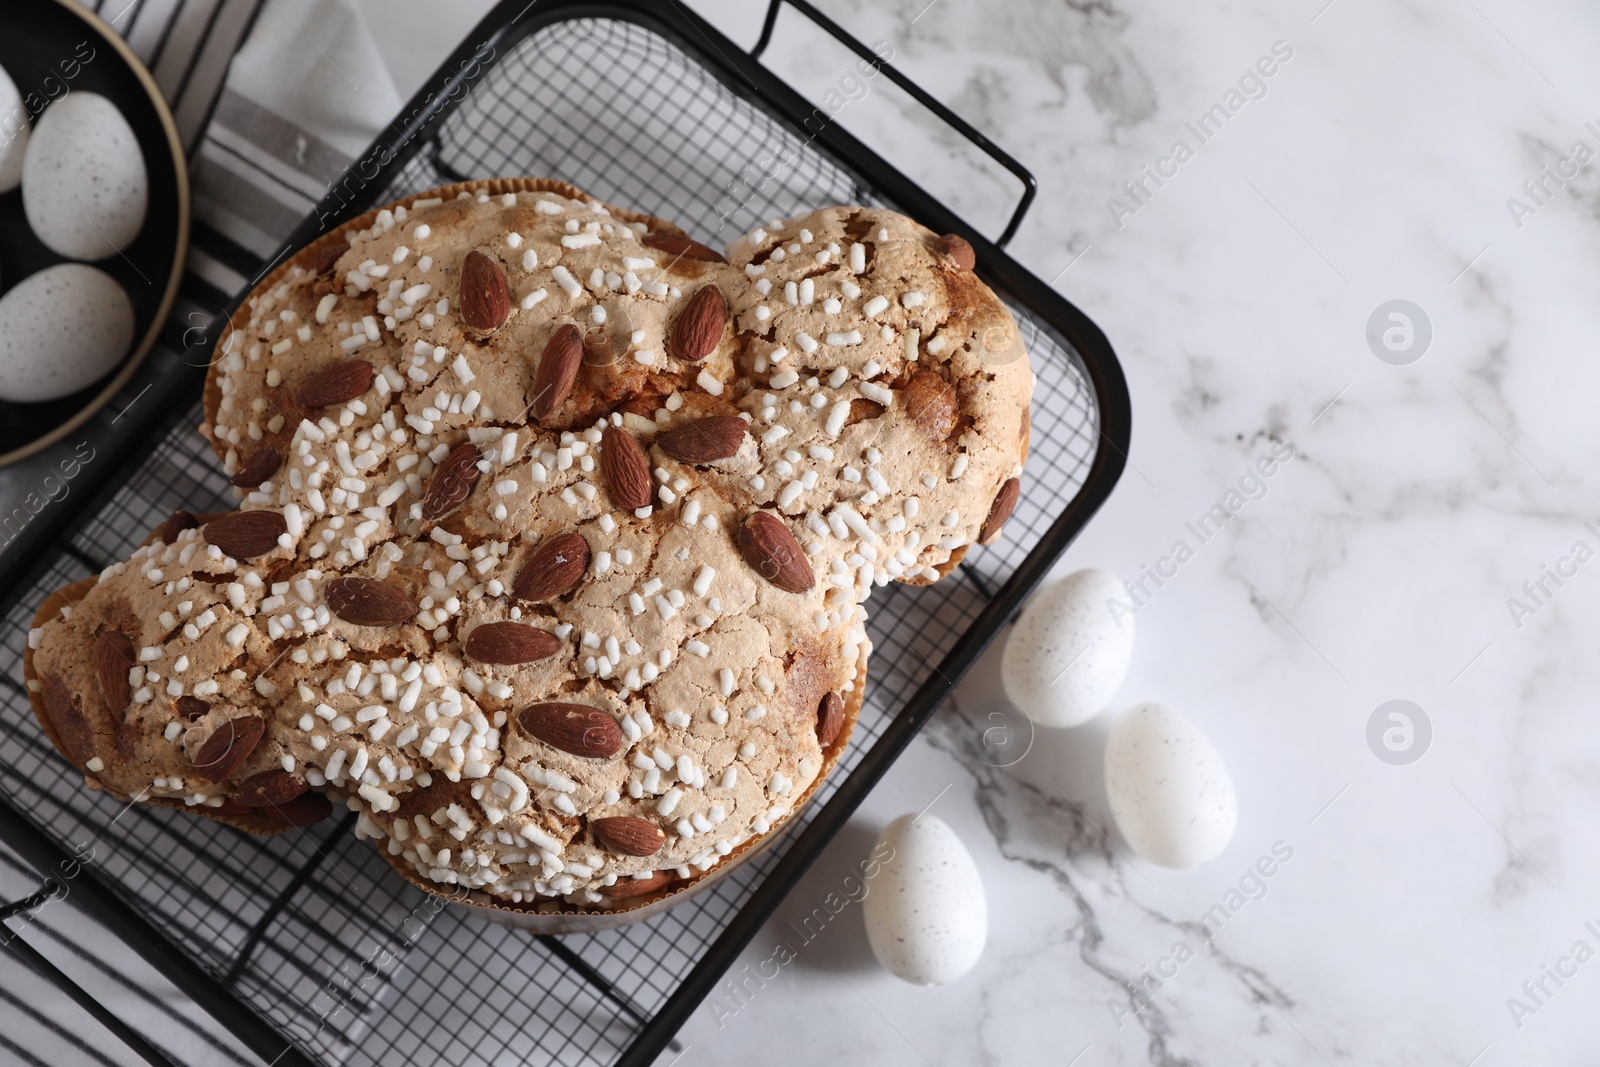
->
[750,0,1038,248]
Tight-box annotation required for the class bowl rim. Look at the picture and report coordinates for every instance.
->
[0,0,191,468]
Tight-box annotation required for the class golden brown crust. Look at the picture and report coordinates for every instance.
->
[28,178,1031,925]
[25,574,304,837]
[380,651,864,923]
[201,178,687,463]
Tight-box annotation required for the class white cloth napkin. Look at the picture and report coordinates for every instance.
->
[226,0,401,160]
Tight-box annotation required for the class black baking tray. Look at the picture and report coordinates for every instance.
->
[0,2,1131,1065]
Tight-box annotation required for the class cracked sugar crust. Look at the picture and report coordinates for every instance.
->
[26,181,1031,909]
[29,478,869,906]
[722,207,1033,570]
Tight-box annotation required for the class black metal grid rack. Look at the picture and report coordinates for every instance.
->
[0,2,1130,1065]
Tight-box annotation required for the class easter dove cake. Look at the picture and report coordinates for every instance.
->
[24,178,1032,917]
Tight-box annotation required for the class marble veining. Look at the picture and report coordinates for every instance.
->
[663,0,1600,1063]
[3,0,1598,1061]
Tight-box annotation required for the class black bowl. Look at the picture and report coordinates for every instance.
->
[0,0,188,465]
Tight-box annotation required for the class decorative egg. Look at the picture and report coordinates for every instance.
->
[1104,702,1237,869]
[0,264,134,402]
[22,92,148,259]
[0,64,27,193]
[863,814,986,985]
[1002,568,1133,727]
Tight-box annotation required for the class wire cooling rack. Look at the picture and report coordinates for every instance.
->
[0,3,1128,1065]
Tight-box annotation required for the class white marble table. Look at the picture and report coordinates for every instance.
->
[638,1,1600,1064]
[10,0,1599,1063]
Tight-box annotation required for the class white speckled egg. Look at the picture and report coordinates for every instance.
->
[1105,703,1237,869]
[863,814,986,985]
[22,92,148,259]
[1002,568,1133,727]
[0,264,134,402]
[0,65,28,193]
